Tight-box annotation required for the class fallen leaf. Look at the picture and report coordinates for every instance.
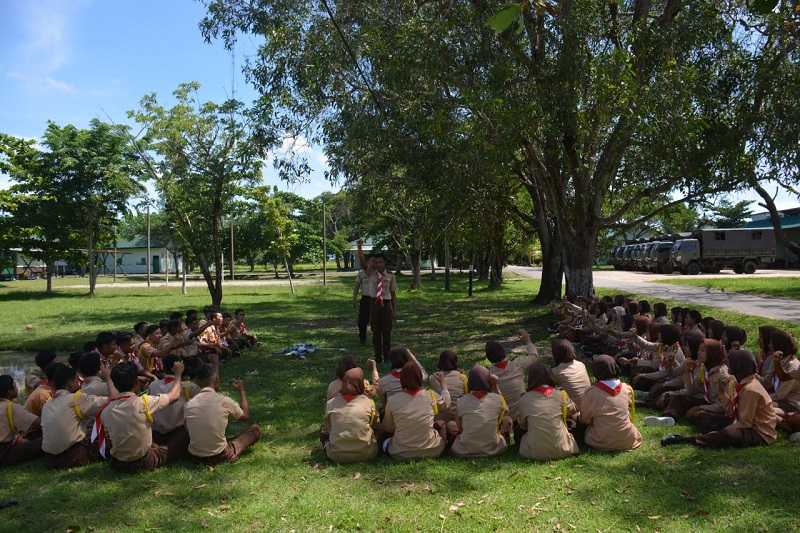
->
[352,472,361,480]
[648,516,662,520]
[193,484,208,489]
[449,501,465,513]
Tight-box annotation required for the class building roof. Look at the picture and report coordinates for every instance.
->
[113,237,169,249]
[744,214,800,230]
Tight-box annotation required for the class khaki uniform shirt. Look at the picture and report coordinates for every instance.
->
[364,271,396,300]
[551,360,592,405]
[378,366,429,402]
[579,383,642,452]
[429,370,468,421]
[81,376,110,397]
[325,378,373,401]
[450,392,508,458]
[773,357,800,411]
[148,378,200,434]
[0,399,38,443]
[323,394,378,463]
[24,384,53,417]
[185,387,244,457]
[381,390,445,459]
[730,375,778,443]
[517,389,579,460]
[132,334,145,353]
[489,353,538,420]
[41,389,107,455]
[198,326,222,349]
[101,393,170,462]
[138,342,159,372]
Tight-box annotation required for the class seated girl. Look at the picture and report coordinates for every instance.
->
[757,325,780,393]
[550,339,591,406]
[662,337,725,421]
[449,365,510,458]
[722,326,747,352]
[517,362,579,461]
[770,330,800,416]
[380,362,450,460]
[616,316,651,374]
[428,350,468,423]
[579,356,642,452]
[628,324,685,392]
[376,347,428,405]
[326,355,378,401]
[321,368,379,464]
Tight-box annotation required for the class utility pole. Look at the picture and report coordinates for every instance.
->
[181,254,187,295]
[113,227,117,283]
[322,200,327,286]
[468,250,474,298]
[444,233,451,291]
[230,221,235,281]
[146,202,151,288]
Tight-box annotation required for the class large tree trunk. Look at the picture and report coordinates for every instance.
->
[409,249,422,289]
[525,183,564,304]
[752,182,800,258]
[46,259,54,294]
[477,252,489,281]
[562,229,596,298]
[444,234,451,291]
[489,251,503,289]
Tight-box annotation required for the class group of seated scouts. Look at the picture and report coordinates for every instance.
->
[321,297,800,463]
[0,307,261,471]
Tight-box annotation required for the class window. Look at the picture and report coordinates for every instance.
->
[138,257,146,265]
[714,232,726,241]
[752,231,762,240]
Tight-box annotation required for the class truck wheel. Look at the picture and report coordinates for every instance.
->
[743,261,757,275]
[733,264,744,274]
[660,264,673,274]
[687,262,701,275]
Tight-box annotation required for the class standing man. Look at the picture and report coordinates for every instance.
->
[353,240,373,345]
[368,254,396,363]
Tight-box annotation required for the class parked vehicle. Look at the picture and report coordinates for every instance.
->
[670,229,777,275]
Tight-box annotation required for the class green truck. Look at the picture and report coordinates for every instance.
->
[670,228,777,275]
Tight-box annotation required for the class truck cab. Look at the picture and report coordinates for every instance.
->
[671,239,701,274]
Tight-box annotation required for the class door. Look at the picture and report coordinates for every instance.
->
[152,255,161,274]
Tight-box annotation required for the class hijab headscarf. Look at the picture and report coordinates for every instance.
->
[341,367,365,400]
[592,355,622,396]
[551,339,576,365]
[437,350,458,372]
[467,365,492,399]
[336,355,357,380]
[527,362,556,396]
[400,361,423,393]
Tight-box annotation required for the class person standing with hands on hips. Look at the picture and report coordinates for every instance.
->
[357,245,397,363]
[353,240,374,345]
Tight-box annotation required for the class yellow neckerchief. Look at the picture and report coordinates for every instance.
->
[560,390,569,424]
[628,386,636,419]
[141,395,154,425]
[698,363,706,384]
[71,390,83,419]
[181,384,192,401]
[5,400,14,434]
[428,390,439,416]
[368,399,378,427]
[496,395,509,433]
[459,373,469,394]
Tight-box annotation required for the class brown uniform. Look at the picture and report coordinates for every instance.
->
[148,378,199,435]
[517,388,579,460]
[0,398,42,466]
[184,387,261,464]
[450,392,508,458]
[551,360,592,406]
[81,376,110,397]
[24,383,53,417]
[138,342,160,373]
[579,383,642,452]
[429,370,468,422]
[489,352,538,421]
[323,394,378,463]
[365,271,396,360]
[773,358,800,412]
[41,390,107,468]
[381,389,445,459]
[378,365,428,404]
[326,378,373,401]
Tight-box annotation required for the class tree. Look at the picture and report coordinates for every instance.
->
[710,199,754,228]
[129,82,273,307]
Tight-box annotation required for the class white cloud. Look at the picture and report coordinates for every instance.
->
[44,76,76,94]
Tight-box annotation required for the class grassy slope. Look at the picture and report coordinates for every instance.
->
[656,277,800,301]
[1,276,799,532]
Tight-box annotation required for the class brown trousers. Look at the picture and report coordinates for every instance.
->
[663,395,707,420]
[46,437,99,469]
[110,426,189,473]
[0,435,43,467]
[369,298,393,362]
[191,424,262,465]
[358,296,371,343]
[686,409,732,434]
[695,426,766,448]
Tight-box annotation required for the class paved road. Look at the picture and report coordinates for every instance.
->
[508,266,800,324]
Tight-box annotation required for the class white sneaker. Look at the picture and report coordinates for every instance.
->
[790,432,800,444]
[644,416,676,427]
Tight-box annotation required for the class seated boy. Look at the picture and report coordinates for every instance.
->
[132,322,148,352]
[97,361,187,472]
[233,309,257,347]
[0,374,43,466]
[96,331,119,367]
[148,356,200,444]
[25,350,57,395]
[486,330,539,423]
[41,363,116,469]
[25,361,58,417]
[184,364,261,464]
[80,352,112,397]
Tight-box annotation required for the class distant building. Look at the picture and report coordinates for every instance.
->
[99,237,183,275]
[745,207,800,266]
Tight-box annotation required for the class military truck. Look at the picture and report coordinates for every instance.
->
[670,228,777,275]
[644,241,675,273]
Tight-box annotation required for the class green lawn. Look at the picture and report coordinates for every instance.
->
[1,276,799,532]
[657,276,800,301]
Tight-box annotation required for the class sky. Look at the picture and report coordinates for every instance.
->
[0,0,335,198]
[1,0,797,213]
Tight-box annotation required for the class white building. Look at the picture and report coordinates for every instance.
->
[100,237,183,275]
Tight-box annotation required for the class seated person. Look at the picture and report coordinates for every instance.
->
[96,361,187,472]
[234,309,257,347]
[132,322,148,353]
[148,356,200,444]
[321,367,379,463]
[449,365,510,458]
[517,362,579,461]
[326,356,378,401]
[652,303,670,325]
[0,374,43,466]
[138,325,182,375]
[25,350,57,394]
[770,330,800,415]
[197,312,228,367]
[80,352,112,397]
[96,331,119,367]
[428,350,468,422]
[722,325,747,352]
[579,355,642,452]
[757,325,780,392]
[67,352,84,388]
[376,347,427,404]
[380,362,450,460]
[550,339,591,406]
[41,363,116,469]
[662,337,725,421]
[663,349,778,448]
[25,361,57,417]
[486,330,539,424]
[628,324,685,392]
[184,365,261,464]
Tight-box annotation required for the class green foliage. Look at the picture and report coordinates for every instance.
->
[487,3,522,33]
[709,199,754,229]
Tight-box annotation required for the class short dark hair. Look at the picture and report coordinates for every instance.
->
[44,362,59,382]
[222,312,232,319]
[485,341,506,364]
[134,322,148,335]
[0,375,15,398]
[687,309,702,324]
[613,295,625,307]
[158,319,169,332]
[388,347,411,369]
[182,357,203,379]
[660,324,682,346]
[35,351,57,371]
[186,310,198,321]
[79,352,101,377]
[169,312,183,321]
[162,355,178,373]
[68,352,83,370]
[96,331,117,347]
[193,363,216,388]
[116,332,133,344]
[639,300,651,315]
[167,319,182,334]
[53,363,77,390]
[111,362,139,392]
[83,341,98,353]
[144,324,160,338]
[653,302,667,318]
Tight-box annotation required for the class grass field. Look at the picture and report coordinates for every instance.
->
[1,275,799,532]
[658,276,800,301]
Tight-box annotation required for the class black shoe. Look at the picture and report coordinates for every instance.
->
[661,434,688,447]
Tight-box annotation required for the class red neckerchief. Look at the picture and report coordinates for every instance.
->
[529,385,555,397]
[390,370,402,379]
[404,388,422,396]
[342,394,357,402]
[594,382,623,396]
[472,391,488,399]
[494,360,509,370]
[162,376,177,384]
